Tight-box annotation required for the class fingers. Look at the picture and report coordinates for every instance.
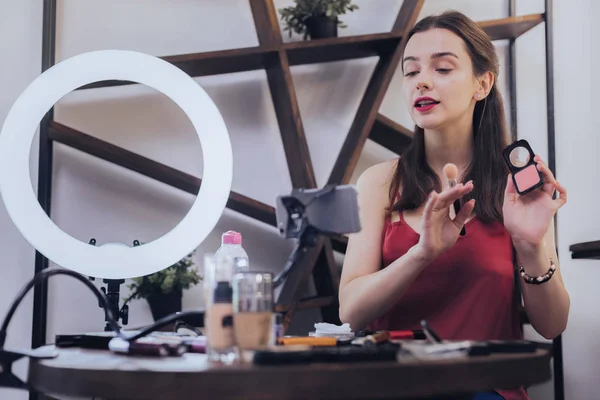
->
[453,199,476,228]
[534,156,556,195]
[422,191,437,222]
[534,156,568,207]
[435,181,474,209]
[554,179,568,208]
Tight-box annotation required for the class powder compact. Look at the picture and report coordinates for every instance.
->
[502,139,544,195]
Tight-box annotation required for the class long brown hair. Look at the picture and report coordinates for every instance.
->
[388,11,510,223]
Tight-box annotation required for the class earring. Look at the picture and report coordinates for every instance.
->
[476,93,481,99]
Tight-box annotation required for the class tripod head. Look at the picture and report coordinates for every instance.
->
[273,184,361,288]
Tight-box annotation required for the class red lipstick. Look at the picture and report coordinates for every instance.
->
[414,96,440,112]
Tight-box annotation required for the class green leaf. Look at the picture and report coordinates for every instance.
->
[124,249,202,300]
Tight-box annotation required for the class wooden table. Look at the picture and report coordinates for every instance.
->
[28,346,552,400]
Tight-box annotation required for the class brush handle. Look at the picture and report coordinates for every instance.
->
[453,199,466,236]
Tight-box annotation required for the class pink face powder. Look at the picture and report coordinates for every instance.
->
[514,164,541,193]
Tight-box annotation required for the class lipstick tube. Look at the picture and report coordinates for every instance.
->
[109,338,170,357]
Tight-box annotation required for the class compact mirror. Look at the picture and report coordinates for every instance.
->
[502,139,544,196]
[509,146,530,168]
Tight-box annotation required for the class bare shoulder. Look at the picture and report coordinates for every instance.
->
[355,159,398,195]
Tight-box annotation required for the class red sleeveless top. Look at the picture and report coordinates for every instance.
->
[369,213,528,400]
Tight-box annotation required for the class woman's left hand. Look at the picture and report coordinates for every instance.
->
[502,155,567,249]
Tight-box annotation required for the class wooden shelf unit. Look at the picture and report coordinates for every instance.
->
[34,3,560,398]
[570,240,600,260]
[73,13,544,91]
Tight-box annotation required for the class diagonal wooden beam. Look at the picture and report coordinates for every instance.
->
[392,0,424,31]
[249,1,321,333]
[264,51,318,189]
[248,0,283,46]
[47,121,277,226]
[249,0,316,189]
[327,0,424,185]
[369,113,413,154]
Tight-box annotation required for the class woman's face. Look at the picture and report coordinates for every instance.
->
[402,28,483,131]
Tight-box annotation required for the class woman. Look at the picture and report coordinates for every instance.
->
[338,10,569,400]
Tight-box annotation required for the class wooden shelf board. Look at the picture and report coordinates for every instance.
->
[74,33,403,91]
[47,121,276,226]
[77,46,278,90]
[479,13,544,41]
[570,240,600,260]
[284,32,402,66]
[73,14,544,91]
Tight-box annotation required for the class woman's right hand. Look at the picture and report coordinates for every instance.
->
[415,181,476,262]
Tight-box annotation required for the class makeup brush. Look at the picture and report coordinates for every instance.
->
[443,163,466,236]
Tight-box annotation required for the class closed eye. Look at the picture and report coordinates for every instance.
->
[404,71,418,77]
[437,68,452,74]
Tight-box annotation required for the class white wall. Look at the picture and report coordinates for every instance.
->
[0,1,42,399]
[0,0,594,399]
[553,0,600,399]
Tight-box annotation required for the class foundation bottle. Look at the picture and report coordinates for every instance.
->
[204,256,236,364]
[232,271,274,361]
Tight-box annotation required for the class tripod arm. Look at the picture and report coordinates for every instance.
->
[273,227,319,289]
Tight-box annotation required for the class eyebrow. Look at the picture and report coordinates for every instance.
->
[402,52,459,64]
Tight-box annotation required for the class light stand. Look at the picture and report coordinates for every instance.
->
[88,238,140,331]
[0,49,235,395]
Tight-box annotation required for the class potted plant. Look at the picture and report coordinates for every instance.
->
[126,250,202,321]
[278,0,359,40]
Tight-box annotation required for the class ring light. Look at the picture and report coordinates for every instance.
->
[0,50,233,279]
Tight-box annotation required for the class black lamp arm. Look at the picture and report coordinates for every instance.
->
[0,268,127,348]
[0,268,207,349]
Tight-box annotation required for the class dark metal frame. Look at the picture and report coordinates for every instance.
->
[31,1,562,400]
[30,1,57,399]
[32,0,56,352]
[507,1,562,399]
[508,0,518,141]
[543,2,564,399]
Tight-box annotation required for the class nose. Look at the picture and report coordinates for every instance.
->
[416,71,432,91]
[416,80,430,91]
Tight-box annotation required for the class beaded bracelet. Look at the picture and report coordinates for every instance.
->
[519,258,556,285]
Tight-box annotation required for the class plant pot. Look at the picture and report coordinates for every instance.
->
[147,289,182,321]
[305,15,338,39]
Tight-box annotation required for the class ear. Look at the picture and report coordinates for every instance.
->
[474,71,494,100]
